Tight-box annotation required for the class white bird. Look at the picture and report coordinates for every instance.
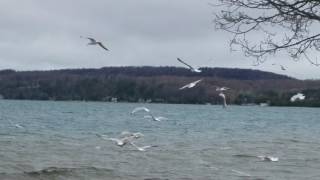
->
[131,107,150,114]
[8,119,24,129]
[14,124,24,129]
[290,93,305,102]
[215,86,230,92]
[130,142,158,152]
[144,115,168,122]
[257,155,279,162]
[132,107,165,122]
[177,58,201,73]
[81,36,109,51]
[219,92,227,108]
[179,79,202,90]
[96,132,143,147]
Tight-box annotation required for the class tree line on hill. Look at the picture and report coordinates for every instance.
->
[0,67,319,107]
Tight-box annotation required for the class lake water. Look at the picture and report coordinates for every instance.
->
[0,100,319,180]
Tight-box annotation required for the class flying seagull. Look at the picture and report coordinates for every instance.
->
[179,79,202,90]
[8,119,24,129]
[290,93,305,102]
[177,58,201,73]
[80,36,109,51]
[144,115,168,122]
[96,132,143,147]
[219,92,227,108]
[131,107,150,114]
[130,142,158,152]
[131,107,166,122]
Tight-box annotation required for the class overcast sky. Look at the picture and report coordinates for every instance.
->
[0,0,319,79]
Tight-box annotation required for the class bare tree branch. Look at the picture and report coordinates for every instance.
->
[214,0,320,65]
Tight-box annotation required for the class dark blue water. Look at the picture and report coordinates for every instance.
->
[0,100,319,179]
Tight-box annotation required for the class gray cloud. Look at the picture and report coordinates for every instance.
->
[0,0,319,79]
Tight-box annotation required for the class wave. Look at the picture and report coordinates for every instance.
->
[0,166,118,180]
[232,154,257,158]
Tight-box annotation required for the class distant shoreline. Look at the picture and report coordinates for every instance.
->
[0,99,319,108]
[0,66,319,107]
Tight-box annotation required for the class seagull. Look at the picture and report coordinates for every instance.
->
[8,119,24,129]
[219,92,227,108]
[257,155,279,162]
[132,107,165,122]
[130,142,158,152]
[179,79,202,90]
[215,86,230,92]
[131,107,150,114]
[14,124,24,129]
[177,58,201,73]
[96,132,143,147]
[144,115,168,122]
[80,36,109,51]
[290,93,305,102]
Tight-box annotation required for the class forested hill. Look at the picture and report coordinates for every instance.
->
[1,66,319,106]
[0,66,292,80]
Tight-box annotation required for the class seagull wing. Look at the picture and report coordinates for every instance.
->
[129,142,144,151]
[179,79,202,90]
[132,132,144,138]
[131,107,150,114]
[153,117,161,122]
[97,42,109,51]
[179,83,191,90]
[219,92,227,108]
[290,93,305,102]
[193,79,203,85]
[221,87,230,91]
[219,93,226,99]
[177,58,194,70]
[130,142,157,151]
[149,114,159,121]
[290,95,297,102]
[109,138,125,146]
[82,36,96,43]
[15,124,24,129]
[141,145,158,149]
[155,116,167,121]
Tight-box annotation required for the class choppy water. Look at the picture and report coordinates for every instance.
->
[0,100,319,180]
